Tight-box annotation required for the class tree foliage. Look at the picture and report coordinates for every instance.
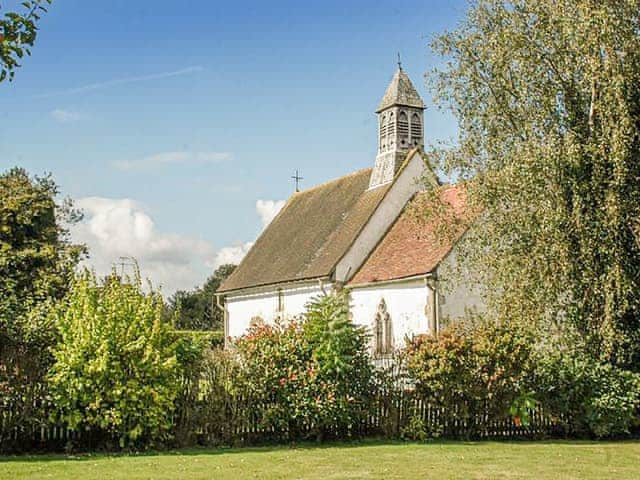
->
[0,0,52,82]
[535,346,640,438]
[0,167,84,446]
[166,264,235,330]
[0,167,84,338]
[429,0,640,368]
[48,269,181,448]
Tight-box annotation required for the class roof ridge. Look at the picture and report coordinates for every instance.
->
[293,167,372,195]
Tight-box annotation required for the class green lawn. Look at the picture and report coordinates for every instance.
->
[1,441,639,480]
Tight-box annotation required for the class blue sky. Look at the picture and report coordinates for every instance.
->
[0,0,466,294]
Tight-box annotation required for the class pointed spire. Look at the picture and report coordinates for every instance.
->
[376,66,424,113]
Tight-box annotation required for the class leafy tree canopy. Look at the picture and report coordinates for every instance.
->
[429,0,640,368]
[166,264,236,331]
[0,167,84,345]
[0,0,52,82]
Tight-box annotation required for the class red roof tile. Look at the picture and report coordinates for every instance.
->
[349,185,468,285]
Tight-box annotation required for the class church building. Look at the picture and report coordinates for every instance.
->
[217,65,482,354]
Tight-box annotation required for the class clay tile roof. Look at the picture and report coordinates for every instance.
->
[218,168,391,293]
[376,68,425,113]
[348,185,468,286]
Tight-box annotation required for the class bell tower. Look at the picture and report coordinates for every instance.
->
[369,64,425,189]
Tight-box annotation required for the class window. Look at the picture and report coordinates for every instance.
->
[398,111,409,146]
[411,113,422,145]
[373,298,393,356]
[277,288,284,313]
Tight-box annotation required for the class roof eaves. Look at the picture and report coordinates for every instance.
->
[217,274,332,296]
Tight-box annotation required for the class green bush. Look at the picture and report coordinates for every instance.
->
[400,414,434,442]
[535,350,640,438]
[405,318,536,437]
[190,347,243,445]
[48,270,181,449]
[171,330,224,350]
[234,292,375,440]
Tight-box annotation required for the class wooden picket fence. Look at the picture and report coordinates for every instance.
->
[1,385,566,452]
[180,390,565,446]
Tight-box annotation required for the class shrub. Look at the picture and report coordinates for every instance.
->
[234,292,375,441]
[303,292,375,431]
[405,317,535,437]
[171,330,224,350]
[48,269,181,449]
[173,346,242,446]
[535,350,640,438]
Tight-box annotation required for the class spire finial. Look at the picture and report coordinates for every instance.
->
[397,52,402,70]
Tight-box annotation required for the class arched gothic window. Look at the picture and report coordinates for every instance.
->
[373,298,393,356]
[411,113,422,145]
[398,111,409,147]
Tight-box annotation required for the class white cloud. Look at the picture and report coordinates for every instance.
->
[51,109,85,123]
[71,196,286,294]
[212,242,254,268]
[71,197,216,295]
[210,199,285,268]
[256,199,285,228]
[34,66,204,99]
[113,151,232,171]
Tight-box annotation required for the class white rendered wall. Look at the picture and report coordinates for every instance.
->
[225,283,328,338]
[349,279,433,348]
[436,248,485,324]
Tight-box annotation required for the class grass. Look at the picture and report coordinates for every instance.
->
[1,440,639,480]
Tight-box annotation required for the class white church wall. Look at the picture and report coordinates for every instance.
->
[226,291,276,338]
[283,283,328,316]
[225,281,329,338]
[349,278,433,348]
[335,151,431,283]
[436,247,485,325]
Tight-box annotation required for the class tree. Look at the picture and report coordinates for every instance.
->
[0,167,84,446]
[166,264,236,331]
[1,0,52,82]
[428,0,640,368]
[0,167,84,341]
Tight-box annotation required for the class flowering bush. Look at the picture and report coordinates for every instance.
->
[234,292,375,440]
[405,317,536,437]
